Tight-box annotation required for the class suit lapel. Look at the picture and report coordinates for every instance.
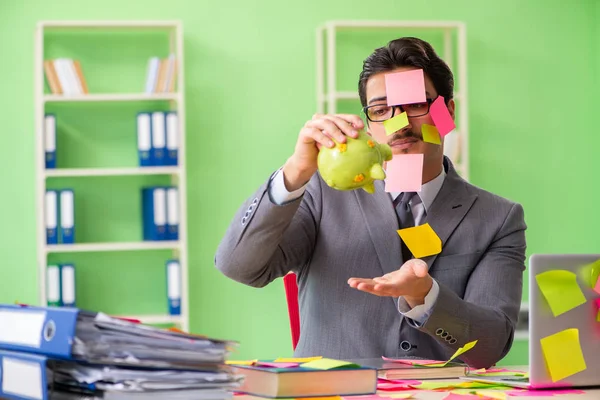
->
[355,180,404,276]
[421,160,478,270]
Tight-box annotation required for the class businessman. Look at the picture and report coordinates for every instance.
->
[215,37,527,368]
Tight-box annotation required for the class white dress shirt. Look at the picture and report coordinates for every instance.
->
[269,166,446,325]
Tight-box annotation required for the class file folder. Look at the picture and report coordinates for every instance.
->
[166,186,179,240]
[46,264,61,307]
[165,111,179,166]
[166,259,181,315]
[142,187,167,240]
[45,190,58,245]
[60,264,76,307]
[151,111,166,166]
[59,189,75,244]
[44,114,56,169]
[0,349,51,400]
[137,112,152,167]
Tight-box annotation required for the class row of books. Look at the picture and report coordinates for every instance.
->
[45,186,180,244]
[43,111,179,169]
[0,304,239,399]
[46,259,182,316]
[43,58,89,95]
[145,54,178,93]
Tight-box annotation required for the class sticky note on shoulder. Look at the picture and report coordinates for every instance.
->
[384,69,426,106]
[540,328,586,382]
[397,223,441,259]
[535,270,586,317]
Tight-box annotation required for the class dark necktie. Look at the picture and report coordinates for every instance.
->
[394,192,417,263]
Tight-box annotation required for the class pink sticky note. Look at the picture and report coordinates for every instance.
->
[376,382,414,391]
[442,394,482,400]
[594,278,600,294]
[385,70,426,106]
[430,96,456,136]
[384,154,423,192]
[383,357,444,365]
[595,298,600,308]
[255,361,299,368]
[506,389,585,396]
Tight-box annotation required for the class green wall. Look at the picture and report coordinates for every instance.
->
[1,0,598,366]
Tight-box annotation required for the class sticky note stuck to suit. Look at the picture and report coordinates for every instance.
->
[383,112,409,136]
[384,154,423,193]
[540,328,587,382]
[397,223,442,259]
[535,269,586,317]
[430,96,456,136]
[385,69,426,106]
[443,340,477,366]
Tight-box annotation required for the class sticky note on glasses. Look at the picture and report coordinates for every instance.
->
[397,223,441,259]
[430,96,456,136]
[535,270,586,317]
[384,69,426,106]
[383,112,408,136]
[422,124,441,144]
[540,328,587,382]
[384,154,423,192]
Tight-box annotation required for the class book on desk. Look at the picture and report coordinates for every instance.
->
[345,357,468,380]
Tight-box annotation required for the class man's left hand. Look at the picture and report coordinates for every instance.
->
[347,259,433,308]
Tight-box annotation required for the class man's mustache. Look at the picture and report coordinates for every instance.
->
[389,130,422,142]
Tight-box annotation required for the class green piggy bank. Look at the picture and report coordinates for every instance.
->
[317,129,393,194]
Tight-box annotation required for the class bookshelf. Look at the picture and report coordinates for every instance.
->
[34,21,189,331]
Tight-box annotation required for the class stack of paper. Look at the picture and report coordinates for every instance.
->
[0,304,242,400]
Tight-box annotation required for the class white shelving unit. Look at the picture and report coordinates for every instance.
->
[34,21,189,331]
[316,20,469,181]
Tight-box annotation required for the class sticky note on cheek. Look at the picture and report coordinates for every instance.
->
[397,222,442,259]
[422,124,441,144]
[383,112,408,136]
[430,96,456,136]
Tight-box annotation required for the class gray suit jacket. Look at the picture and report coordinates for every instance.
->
[215,157,527,368]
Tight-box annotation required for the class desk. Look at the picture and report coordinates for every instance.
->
[234,365,600,400]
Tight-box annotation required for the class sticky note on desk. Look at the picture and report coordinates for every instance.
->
[384,154,423,192]
[384,69,426,106]
[430,96,456,136]
[397,223,442,259]
[535,270,586,317]
[274,356,322,363]
[383,112,409,136]
[540,328,586,382]
[443,340,477,366]
[300,358,360,370]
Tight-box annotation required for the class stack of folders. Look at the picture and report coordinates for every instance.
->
[137,111,179,167]
[45,189,75,245]
[142,186,179,241]
[0,304,242,400]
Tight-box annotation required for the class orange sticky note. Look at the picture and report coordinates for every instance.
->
[384,154,423,192]
[397,223,442,259]
[535,270,586,317]
[540,328,587,382]
[422,124,441,144]
[383,112,409,136]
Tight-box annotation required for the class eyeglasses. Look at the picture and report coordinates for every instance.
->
[362,96,439,123]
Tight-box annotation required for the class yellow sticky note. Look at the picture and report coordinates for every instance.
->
[295,397,341,400]
[299,358,360,370]
[540,328,587,382]
[225,359,257,365]
[535,270,586,317]
[380,394,413,399]
[475,390,507,400]
[578,259,600,289]
[397,223,442,258]
[383,112,409,135]
[422,124,441,144]
[597,309,600,322]
[274,356,322,363]
[443,340,477,366]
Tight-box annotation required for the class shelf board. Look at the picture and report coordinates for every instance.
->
[43,93,178,103]
[46,241,180,253]
[115,314,182,325]
[39,21,180,30]
[45,167,180,178]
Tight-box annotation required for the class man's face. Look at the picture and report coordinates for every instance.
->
[364,66,455,161]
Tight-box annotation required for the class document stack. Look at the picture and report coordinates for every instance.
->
[0,304,242,399]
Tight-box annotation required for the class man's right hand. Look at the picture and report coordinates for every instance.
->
[282,113,364,191]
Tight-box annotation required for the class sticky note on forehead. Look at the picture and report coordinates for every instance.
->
[385,69,426,106]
